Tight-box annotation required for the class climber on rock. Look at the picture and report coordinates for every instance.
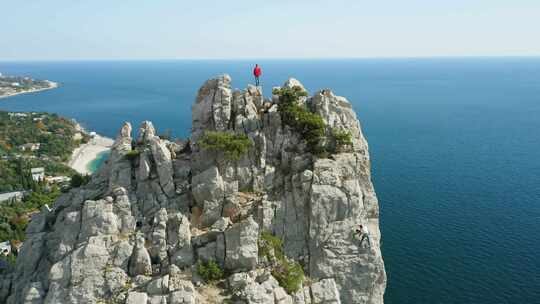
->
[253,64,262,86]
[356,224,371,249]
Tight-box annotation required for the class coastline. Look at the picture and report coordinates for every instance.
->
[0,81,58,100]
[68,134,114,175]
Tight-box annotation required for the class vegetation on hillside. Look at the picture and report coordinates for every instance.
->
[0,111,89,270]
[124,149,141,162]
[0,182,61,243]
[197,259,225,282]
[199,131,252,161]
[330,127,353,153]
[259,231,305,294]
[0,111,87,160]
[0,111,83,192]
[70,173,91,188]
[0,181,62,272]
[273,86,353,156]
[259,231,285,262]
[0,158,76,193]
[273,86,325,154]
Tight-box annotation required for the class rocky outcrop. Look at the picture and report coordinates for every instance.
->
[0,75,386,304]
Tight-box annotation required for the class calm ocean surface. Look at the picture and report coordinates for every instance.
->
[1,58,539,303]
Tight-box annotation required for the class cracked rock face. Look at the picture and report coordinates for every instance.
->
[0,75,386,304]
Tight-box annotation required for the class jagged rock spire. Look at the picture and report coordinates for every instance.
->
[0,75,385,304]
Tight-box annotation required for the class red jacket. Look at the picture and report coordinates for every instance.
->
[253,66,262,77]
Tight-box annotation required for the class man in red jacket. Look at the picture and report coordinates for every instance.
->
[253,64,262,86]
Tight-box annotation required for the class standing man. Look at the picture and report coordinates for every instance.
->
[253,64,262,86]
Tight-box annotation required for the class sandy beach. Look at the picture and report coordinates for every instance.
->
[0,81,58,99]
[68,134,114,174]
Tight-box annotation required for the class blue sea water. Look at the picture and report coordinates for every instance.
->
[1,58,539,304]
[87,150,111,173]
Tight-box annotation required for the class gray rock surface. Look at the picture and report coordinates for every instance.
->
[0,75,385,304]
[129,234,153,276]
[225,216,259,272]
[126,292,148,304]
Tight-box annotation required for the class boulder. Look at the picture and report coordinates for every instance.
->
[168,278,197,304]
[149,136,175,197]
[147,275,169,295]
[21,282,45,304]
[191,166,224,204]
[225,217,259,272]
[310,279,341,304]
[126,292,148,304]
[129,235,152,276]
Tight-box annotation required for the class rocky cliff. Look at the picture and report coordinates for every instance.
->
[0,75,386,304]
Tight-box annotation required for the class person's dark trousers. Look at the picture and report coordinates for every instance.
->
[255,76,260,86]
[360,234,371,248]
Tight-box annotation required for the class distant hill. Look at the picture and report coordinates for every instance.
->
[0,74,57,99]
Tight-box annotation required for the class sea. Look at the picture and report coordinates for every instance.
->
[1,58,539,304]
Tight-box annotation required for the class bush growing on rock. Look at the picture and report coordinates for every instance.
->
[259,231,284,262]
[70,173,90,188]
[124,149,141,161]
[272,259,305,294]
[197,259,224,282]
[259,231,304,294]
[274,86,358,158]
[273,86,308,105]
[330,128,353,152]
[273,86,325,154]
[199,131,252,161]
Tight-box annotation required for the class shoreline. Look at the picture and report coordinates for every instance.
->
[0,81,58,100]
[86,150,110,173]
[68,134,114,175]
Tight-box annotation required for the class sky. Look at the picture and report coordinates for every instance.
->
[1,0,539,60]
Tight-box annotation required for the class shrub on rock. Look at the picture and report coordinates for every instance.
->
[199,131,252,161]
[124,149,141,161]
[197,259,224,282]
[258,231,304,294]
[274,86,325,154]
[272,259,304,294]
[259,231,284,262]
[330,128,353,152]
[70,173,90,188]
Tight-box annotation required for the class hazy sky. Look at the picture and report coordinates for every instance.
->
[1,0,539,60]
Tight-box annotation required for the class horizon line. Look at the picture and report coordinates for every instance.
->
[1,55,540,62]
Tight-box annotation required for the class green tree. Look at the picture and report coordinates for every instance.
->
[199,131,252,161]
[273,86,326,154]
[197,260,224,282]
[259,231,305,294]
[70,173,90,188]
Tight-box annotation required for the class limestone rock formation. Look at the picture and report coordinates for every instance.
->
[0,75,386,304]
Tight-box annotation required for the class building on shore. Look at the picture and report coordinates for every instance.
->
[8,112,28,118]
[45,176,71,184]
[0,191,25,203]
[19,143,40,152]
[31,167,45,181]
